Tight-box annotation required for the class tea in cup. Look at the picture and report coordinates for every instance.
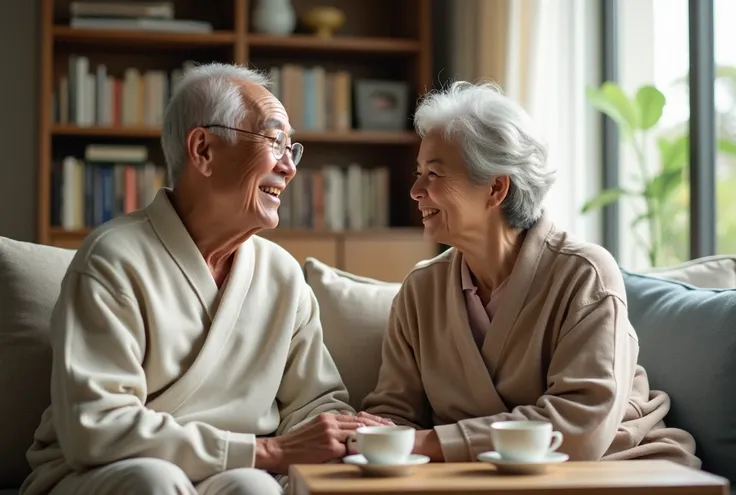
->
[490,420,563,462]
[356,425,415,465]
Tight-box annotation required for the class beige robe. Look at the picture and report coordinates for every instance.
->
[362,212,700,467]
[22,189,351,495]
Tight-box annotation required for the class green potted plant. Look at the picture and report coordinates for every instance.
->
[582,81,736,266]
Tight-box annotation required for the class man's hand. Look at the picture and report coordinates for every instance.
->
[255,412,389,474]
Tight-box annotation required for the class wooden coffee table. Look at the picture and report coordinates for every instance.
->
[288,460,729,495]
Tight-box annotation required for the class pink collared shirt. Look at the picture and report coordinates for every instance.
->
[461,256,507,349]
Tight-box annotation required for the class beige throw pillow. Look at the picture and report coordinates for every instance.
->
[0,237,75,487]
[646,255,736,289]
[303,257,400,410]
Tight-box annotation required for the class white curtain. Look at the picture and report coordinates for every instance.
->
[448,0,603,244]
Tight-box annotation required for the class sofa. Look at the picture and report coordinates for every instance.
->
[1,236,735,494]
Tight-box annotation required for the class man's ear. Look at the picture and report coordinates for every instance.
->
[186,127,214,177]
[488,176,511,208]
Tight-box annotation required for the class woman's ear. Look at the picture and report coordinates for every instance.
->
[488,176,511,208]
[186,127,214,177]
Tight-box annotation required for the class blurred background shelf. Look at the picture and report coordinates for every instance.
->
[39,0,436,281]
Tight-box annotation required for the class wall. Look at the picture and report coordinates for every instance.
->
[0,0,39,242]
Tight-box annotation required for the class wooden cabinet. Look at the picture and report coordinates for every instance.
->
[262,229,436,281]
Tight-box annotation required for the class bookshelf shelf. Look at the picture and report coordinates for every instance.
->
[49,227,92,237]
[282,130,420,145]
[247,34,421,55]
[51,125,161,138]
[53,26,237,47]
[51,125,420,144]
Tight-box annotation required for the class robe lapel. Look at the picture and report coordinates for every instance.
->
[147,189,220,321]
[481,211,555,369]
[447,250,509,415]
[145,189,256,413]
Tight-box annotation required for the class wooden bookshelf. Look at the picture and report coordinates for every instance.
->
[38,0,437,280]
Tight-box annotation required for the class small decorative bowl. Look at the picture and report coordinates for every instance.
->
[302,7,345,39]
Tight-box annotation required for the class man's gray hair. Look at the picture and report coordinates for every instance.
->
[161,63,271,183]
[413,81,555,230]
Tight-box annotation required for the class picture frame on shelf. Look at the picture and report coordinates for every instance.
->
[355,79,409,132]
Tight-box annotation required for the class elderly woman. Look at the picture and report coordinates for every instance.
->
[361,81,700,467]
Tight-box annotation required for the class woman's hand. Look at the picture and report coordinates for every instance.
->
[344,411,395,454]
[355,411,394,426]
[414,429,445,461]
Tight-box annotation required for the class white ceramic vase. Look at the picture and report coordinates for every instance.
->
[252,0,296,36]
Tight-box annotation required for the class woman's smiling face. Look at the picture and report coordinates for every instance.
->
[410,131,492,245]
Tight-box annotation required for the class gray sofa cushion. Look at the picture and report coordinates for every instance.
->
[622,270,736,485]
[0,237,75,488]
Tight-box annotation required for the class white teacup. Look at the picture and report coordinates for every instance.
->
[490,420,563,462]
[356,425,415,465]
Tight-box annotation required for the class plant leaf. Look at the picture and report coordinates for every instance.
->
[658,135,689,171]
[718,138,736,156]
[601,82,640,130]
[585,84,634,138]
[636,85,665,130]
[645,167,685,202]
[632,212,652,227]
[581,188,629,213]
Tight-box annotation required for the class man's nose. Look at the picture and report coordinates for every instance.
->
[276,153,297,177]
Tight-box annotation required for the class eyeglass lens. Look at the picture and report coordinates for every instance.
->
[273,131,303,166]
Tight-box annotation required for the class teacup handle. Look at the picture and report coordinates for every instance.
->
[548,431,563,452]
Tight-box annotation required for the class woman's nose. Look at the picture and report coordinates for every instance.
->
[410,178,426,201]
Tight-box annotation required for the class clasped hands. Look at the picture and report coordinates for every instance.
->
[257,411,393,474]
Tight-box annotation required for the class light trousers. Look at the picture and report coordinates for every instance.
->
[50,458,283,495]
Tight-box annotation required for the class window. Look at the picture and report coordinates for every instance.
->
[615,0,690,269]
[608,0,734,269]
[714,0,736,254]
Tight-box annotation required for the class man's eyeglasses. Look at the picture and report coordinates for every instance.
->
[202,124,303,166]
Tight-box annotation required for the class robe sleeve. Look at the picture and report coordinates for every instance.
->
[275,281,353,434]
[50,270,256,482]
[361,304,430,429]
[434,294,636,462]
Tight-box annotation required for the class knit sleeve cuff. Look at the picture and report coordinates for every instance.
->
[225,431,256,470]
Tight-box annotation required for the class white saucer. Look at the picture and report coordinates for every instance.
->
[477,451,569,475]
[342,454,430,477]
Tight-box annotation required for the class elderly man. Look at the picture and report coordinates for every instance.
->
[21,63,387,495]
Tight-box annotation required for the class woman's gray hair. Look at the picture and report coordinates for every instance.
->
[414,81,555,230]
[161,63,270,184]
